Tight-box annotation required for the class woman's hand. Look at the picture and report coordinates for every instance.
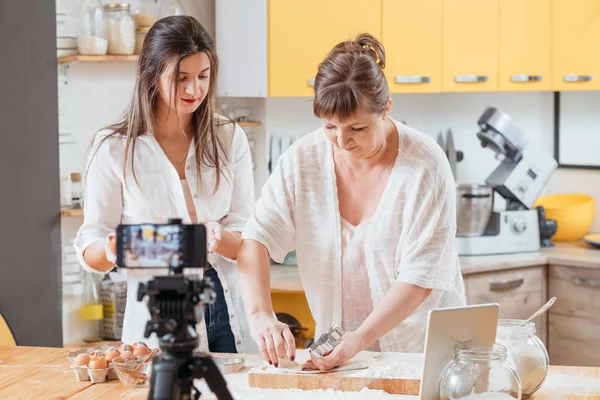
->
[204,222,224,253]
[249,312,296,366]
[109,235,117,255]
[302,331,366,371]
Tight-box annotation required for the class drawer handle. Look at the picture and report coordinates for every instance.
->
[489,278,524,291]
[511,74,542,82]
[307,79,315,87]
[455,74,488,83]
[395,75,431,84]
[570,276,600,288]
[563,74,593,82]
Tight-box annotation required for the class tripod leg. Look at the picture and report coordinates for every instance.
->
[193,354,234,400]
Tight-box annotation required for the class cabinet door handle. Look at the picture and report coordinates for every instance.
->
[511,74,542,82]
[563,74,593,82]
[395,75,431,84]
[570,276,600,288]
[307,79,315,87]
[489,278,524,291]
[455,74,488,83]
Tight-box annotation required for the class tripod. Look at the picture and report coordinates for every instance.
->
[138,269,234,400]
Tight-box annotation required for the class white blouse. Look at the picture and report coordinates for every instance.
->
[243,119,466,353]
[74,117,258,354]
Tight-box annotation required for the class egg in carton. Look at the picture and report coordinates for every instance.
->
[67,341,156,382]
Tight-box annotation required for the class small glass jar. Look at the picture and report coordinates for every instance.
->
[104,3,136,55]
[77,0,108,55]
[496,320,549,398]
[158,0,186,18]
[135,26,150,54]
[132,1,158,28]
[439,343,522,400]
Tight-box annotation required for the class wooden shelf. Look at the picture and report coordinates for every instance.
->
[237,121,261,127]
[60,208,83,217]
[57,55,139,64]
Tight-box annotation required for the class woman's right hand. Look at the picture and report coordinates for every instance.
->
[249,312,296,366]
[109,235,117,255]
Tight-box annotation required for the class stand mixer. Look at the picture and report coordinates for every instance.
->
[455,107,558,256]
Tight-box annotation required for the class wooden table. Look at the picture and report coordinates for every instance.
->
[1,346,599,399]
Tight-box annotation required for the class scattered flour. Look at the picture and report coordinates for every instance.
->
[537,373,600,396]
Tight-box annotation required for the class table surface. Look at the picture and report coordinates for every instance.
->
[1,346,599,400]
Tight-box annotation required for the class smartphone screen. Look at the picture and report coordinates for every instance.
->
[118,224,183,268]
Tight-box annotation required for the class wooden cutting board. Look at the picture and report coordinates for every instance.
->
[247,351,423,395]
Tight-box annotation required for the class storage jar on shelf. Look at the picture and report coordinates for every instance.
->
[132,1,158,28]
[135,26,150,54]
[76,0,108,55]
[104,3,136,55]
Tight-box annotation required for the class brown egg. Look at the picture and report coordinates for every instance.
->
[133,345,150,356]
[73,353,90,367]
[120,351,135,361]
[105,350,121,362]
[119,344,134,353]
[88,356,107,369]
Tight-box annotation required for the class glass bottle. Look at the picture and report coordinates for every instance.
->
[80,271,103,342]
[439,343,522,400]
[104,3,136,55]
[70,172,83,209]
[158,0,186,18]
[76,0,108,55]
[496,319,549,398]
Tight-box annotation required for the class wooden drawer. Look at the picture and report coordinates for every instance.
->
[464,266,547,345]
[549,265,600,321]
[549,313,600,366]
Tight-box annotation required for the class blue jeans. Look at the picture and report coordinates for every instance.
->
[203,267,237,353]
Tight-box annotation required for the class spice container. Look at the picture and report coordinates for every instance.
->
[77,0,108,55]
[135,26,150,54]
[308,323,344,359]
[439,343,522,400]
[496,319,548,398]
[104,3,136,55]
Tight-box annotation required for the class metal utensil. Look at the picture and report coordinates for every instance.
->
[309,323,344,359]
[520,297,556,327]
[213,356,245,374]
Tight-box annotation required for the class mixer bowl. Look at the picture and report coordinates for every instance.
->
[456,184,494,236]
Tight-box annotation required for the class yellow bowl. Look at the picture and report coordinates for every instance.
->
[534,194,594,242]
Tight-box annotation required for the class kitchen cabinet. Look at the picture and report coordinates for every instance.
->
[268,0,381,97]
[499,0,551,91]
[463,266,548,345]
[552,0,600,91]
[382,0,442,93]
[442,0,499,92]
[549,265,600,366]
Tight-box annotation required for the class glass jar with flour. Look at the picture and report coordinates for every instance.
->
[439,343,522,400]
[77,0,108,55]
[496,319,549,398]
[104,3,136,55]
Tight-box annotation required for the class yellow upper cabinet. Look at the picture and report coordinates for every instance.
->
[553,0,600,91]
[268,0,381,97]
[382,0,442,93]
[442,0,499,92]
[499,0,551,91]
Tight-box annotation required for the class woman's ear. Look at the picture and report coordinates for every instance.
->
[382,97,392,119]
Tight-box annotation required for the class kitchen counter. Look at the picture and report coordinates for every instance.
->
[271,242,600,291]
[1,346,599,399]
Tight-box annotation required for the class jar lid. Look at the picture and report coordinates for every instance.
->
[104,3,131,10]
[136,26,151,33]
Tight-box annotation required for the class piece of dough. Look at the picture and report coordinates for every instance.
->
[278,356,300,369]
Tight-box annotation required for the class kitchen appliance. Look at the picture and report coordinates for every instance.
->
[456,107,558,256]
[437,129,464,180]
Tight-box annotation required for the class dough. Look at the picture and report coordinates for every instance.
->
[278,356,300,369]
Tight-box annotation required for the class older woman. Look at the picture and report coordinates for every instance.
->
[237,33,466,370]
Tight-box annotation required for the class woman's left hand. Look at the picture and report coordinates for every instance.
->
[302,331,367,371]
[204,222,224,253]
